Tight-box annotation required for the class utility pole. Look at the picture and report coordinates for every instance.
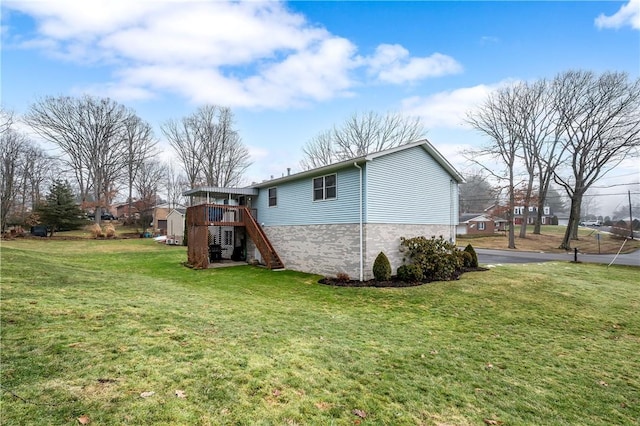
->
[629,190,634,240]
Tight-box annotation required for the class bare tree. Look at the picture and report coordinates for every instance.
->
[16,143,54,221]
[459,172,497,213]
[1,107,14,135]
[553,71,640,249]
[24,95,133,222]
[165,162,188,208]
[162,105,251,189]
[300,111,426,169]
[134,159,166,229]
[466,87,523,249]
[0,129,27,232]
[512,80,567,236]
[212,107,251,187]
[162,115,203,189]
[122,114,156,223]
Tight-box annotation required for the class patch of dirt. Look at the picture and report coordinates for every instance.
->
[319,267,489,287]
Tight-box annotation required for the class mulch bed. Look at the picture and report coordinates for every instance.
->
[319,266,489,287]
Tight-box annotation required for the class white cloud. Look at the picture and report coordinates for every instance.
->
[595,0,640,30]
[4,0,462,108]
[367,44,462,84]
[401,82,512,129]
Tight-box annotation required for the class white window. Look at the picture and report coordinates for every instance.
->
[223,230,233,246]
[478,222,486,231]
[514,207,523,215]
[268,187,277,207]
[528,206,535,212]
[313,174,337,201]
[544,206,550,215]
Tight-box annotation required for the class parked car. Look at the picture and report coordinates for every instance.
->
[30,225,48,237]
[580,220,601,226]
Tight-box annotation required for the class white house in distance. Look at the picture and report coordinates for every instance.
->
[184,139,464,280]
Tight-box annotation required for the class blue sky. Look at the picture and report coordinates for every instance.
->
[1,1,639,212]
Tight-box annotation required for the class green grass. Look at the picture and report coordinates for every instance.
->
[1,239,639,425]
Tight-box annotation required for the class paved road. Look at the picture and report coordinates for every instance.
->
[476,248,640,267]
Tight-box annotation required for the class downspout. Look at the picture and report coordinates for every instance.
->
[450,179,454,243]
[354,162,363,281]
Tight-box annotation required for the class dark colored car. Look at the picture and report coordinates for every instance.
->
[30,225,48,237]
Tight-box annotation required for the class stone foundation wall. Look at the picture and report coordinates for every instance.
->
[262,224,361,278]
[363,224,454,279]
[253,223,454,280]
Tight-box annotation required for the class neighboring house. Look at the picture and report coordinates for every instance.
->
[166,208,186,245]
[457,213,497,236]
[513,205,554,225]
[184,139,464,280]
[113,200,145,220]
[151,203,171,234]
[484,204,555,226]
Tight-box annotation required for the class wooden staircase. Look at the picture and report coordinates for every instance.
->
[242,207,284,270]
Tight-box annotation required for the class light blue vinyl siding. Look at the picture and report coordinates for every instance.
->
[365,146,459,224]
[256,167,361,225]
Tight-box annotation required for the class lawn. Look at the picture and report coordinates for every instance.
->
[1,238,639,425]
[457,225,640,254]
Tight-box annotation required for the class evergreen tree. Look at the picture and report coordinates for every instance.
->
[36,180,86,236]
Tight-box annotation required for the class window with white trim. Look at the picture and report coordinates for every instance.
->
[478,222,486,231]
[223,230,233,246]
[313,174,337,201]
[268,187,277,207]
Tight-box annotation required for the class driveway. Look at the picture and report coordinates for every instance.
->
[476,248,640,267]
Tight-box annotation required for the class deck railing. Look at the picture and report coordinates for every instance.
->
[187,204,256,227]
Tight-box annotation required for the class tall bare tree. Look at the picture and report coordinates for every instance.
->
[162,105,251,189]
[553,71,640,249]
[0,129,27,232]
[162,114,203,189]
[300,111,426,169]
[16,142,54,221]
[165,162,188,208]
[122,114,156,223]
[24,95,133,222]
[466,87,522,249]
[512,80,567,236]
[134,159,166,229]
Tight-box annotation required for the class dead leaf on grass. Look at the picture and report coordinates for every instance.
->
[485,363,494,370]
[77,415,90,424]
[140,391,155,398]
[175,390,186,398]
[315,401,331,410]
[483,419,503,425]
[599,380,608,387]
[272,389,281,397]
[352,409,367,418]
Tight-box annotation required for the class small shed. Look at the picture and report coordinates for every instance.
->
[166,208,186,245]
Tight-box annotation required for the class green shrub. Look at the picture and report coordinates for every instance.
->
[397,264,423,282]
[400,236,462,281]
[463,243,478,268]
[461,251,473,268]
[373,252,392,281]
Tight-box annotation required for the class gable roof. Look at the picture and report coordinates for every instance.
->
[252,139,465,188]
[461,214,495,223]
